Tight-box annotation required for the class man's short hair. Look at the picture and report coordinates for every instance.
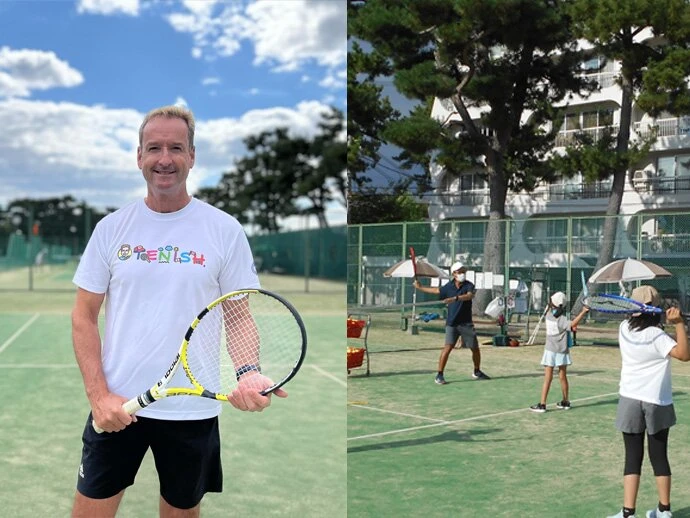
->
[139,105,195,149]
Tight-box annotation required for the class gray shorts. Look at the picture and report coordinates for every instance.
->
[445,324,479,349]
[615,396,676,435]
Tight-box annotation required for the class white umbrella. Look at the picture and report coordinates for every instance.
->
[383,257,449,279]
[383,257,449,328]
[588,258,672,283]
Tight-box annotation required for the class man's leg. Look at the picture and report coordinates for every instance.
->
[438,344,454,372]
[160,497,201,518]
[72,491,125,518]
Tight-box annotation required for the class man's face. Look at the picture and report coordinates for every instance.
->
[137,116,195,195]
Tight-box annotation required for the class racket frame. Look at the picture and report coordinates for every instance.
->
[94,288,307,431]
[587,293,663,314]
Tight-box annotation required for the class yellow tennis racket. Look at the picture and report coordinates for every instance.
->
[93,288,307,433]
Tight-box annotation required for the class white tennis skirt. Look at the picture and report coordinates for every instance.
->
[541,350,572,367]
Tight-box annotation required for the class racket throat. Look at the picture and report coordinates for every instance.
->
[142,390,157,407]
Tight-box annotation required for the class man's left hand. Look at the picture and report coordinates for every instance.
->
[227,373,288,412]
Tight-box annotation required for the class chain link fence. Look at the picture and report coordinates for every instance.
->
[348,212,690,315]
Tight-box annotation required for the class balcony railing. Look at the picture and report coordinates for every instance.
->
[633,176,690,195]
[555,126,619,147]
[437,181,611,207]
[633,117,690,138]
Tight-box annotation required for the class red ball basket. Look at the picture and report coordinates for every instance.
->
[347,318,366,338]
[347,347,365,369]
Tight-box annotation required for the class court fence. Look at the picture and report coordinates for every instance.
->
[347,211,690,315]
[0,225,347,291]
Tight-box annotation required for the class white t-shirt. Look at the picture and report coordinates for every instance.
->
[618,321,677,405]
[73,198,260,420]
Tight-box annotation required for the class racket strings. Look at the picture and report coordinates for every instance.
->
[185,292,304,395]
[588,294,661,314]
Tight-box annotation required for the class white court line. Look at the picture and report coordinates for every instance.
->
[349,405,449,423]
[0,313,40,355]
[310,364,346,386]
[0,364,75,369]
[348,391,619,442]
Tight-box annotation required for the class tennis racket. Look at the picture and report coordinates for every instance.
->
[409,246,418,279]
[587,293,663,314]
[93,288,307,433]
[581,270,589,300]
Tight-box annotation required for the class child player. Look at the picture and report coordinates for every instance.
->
[530,291,589,412]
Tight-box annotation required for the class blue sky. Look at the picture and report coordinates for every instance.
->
[0,0,346,229]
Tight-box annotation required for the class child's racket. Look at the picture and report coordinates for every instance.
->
[93,288,307,433]
[587,293,663,314]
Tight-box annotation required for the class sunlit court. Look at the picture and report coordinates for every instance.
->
[0,268,346,517]
[347,308,690,517]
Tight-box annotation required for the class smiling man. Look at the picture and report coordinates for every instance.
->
[70,106,284,517]
[137,107,196,212]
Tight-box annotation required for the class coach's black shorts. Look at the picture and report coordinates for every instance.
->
[76,413,222,509]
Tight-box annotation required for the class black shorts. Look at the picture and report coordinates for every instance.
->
[76,413,222,509]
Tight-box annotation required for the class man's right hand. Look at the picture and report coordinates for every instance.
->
[90,392,136,433]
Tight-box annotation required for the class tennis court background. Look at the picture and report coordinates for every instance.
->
[348,212,690,314]
[0,269,345,517]
[347,310,690,517]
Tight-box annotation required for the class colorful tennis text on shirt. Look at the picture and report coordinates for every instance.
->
[117,244,206,266]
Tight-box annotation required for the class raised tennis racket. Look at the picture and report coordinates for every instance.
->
[93,288,307,433]
[409,246,418,278]
[581,270,589,300]
[587,293,663,314]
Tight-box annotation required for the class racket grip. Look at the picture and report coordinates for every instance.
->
[91,397,146,433]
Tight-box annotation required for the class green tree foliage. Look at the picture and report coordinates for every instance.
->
[0,196,111,254]
[565,0,690,305]
[348,191,427,224]
[198,108,346,233]
[349,0,589,308]
[347,0,401,191]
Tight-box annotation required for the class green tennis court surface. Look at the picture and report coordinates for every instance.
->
[347,312,690,517]
[0,275,345,517]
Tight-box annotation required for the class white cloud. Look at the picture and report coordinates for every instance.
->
[201,77,220,86]
[76,0,140,16]
[0,47,84,98]
[319,69,346,90]
[244,0,345,71]
[0,98,334,212]
[164,0,345,83]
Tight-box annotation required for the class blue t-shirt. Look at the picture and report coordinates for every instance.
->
[439,280,475,325]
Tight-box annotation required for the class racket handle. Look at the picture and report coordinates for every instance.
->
[91,397,146,433]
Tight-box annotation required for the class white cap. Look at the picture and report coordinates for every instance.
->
[450,261,465,273]
[550,291,567,307]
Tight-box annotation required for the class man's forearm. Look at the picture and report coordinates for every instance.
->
[72,317,109,402]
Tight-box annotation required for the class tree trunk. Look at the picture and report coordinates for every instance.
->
[476,148,508,314]
[573,68,634,313]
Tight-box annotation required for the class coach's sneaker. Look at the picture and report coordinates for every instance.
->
[434,374,448,385]
[472,369,490,380]
[529,403,546,413]
[556,400,571,410]
[646,508,672,518]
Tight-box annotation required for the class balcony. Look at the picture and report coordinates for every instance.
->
[633,176,690,195]
[555,126,619,147]
[634,117,690,138]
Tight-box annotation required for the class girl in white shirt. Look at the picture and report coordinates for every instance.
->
[607,286,689,518]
